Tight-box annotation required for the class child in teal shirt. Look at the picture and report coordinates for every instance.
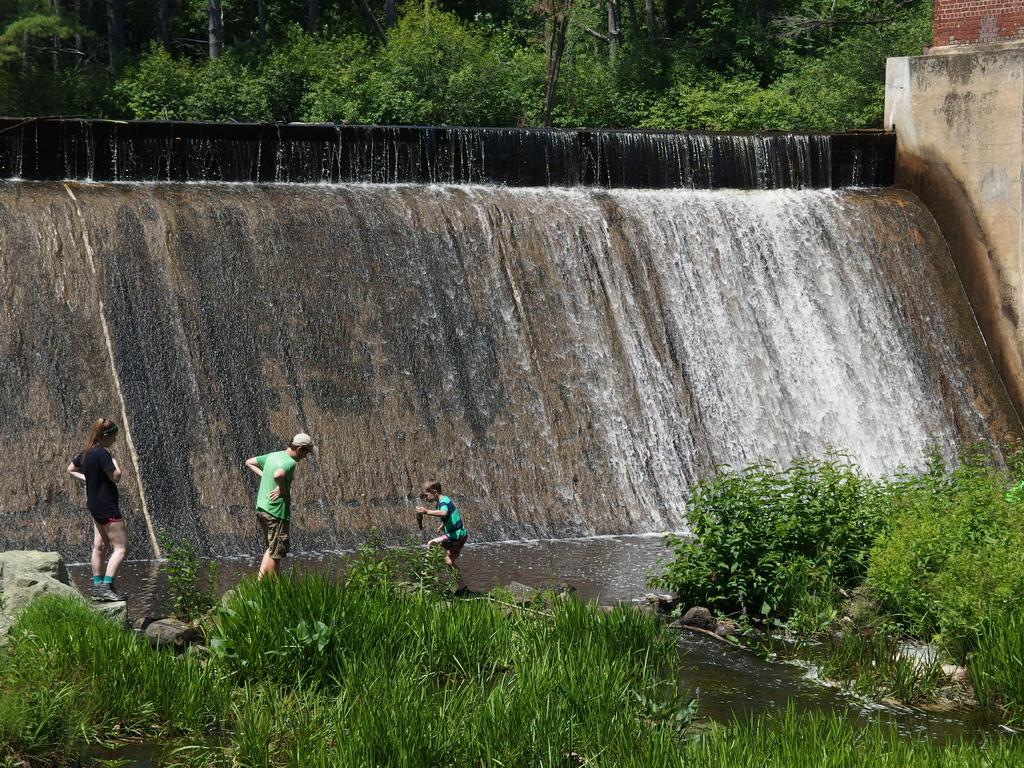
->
[416,478,468,568]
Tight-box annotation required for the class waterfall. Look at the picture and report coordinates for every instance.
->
[0,119,892,188]
[0,181,1016,559]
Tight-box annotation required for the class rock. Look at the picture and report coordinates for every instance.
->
[714,619,740,639]
[92,600,128,627]
[144,617,201,648]
[131,616,159,632]
[680,606,715,631]
[942,664,972,688]
[644,593,679,614]
[0,551,86,642]
[840,588,882,626]
[503,581,539,606]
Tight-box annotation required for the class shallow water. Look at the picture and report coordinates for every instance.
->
[68,535,1010,746]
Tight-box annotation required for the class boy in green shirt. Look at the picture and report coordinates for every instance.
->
[416,478,468,568]
[244,432,314,578]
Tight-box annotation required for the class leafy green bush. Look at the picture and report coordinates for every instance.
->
[655,455,885,620]
[866,449,1024,660]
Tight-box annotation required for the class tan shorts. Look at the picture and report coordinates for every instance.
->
[256,509,290,560]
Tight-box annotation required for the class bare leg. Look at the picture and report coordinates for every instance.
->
[91,522,110,579]
[258,550,280,579]
[103,521,128,579]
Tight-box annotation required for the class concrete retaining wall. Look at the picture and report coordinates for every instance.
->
[885,45,1024,419]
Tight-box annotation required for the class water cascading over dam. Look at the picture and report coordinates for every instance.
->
[0,125,1018,561]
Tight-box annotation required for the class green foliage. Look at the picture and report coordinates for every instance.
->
[655,455,885,621]
[0,0,934,130]
[865,448,1024,660]
[971,603,1024,721]
[0,595,230,764]
[813,626,945,704]
[6,583,1024,766]
[347,534,460,595]
[158,532,219,623]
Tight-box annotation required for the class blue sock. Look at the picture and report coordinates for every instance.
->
[102,576,113,585]
[92,575,102,586]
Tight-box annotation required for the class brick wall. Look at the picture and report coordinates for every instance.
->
[933,1,1024,47]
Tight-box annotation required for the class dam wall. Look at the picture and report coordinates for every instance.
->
[1,181,1018,561]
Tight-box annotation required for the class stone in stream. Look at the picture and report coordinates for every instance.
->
[142,617,202,649]
[644,593,679,614]
[679,606,716,632]
[502,581,540,606]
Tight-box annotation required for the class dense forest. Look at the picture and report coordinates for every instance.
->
[0,1,931,130]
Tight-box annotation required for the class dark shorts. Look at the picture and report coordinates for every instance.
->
[91,511,123,526]
[257,509,290,560]
[442,533,467,552]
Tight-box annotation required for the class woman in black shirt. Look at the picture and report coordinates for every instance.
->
[67,418,126,602]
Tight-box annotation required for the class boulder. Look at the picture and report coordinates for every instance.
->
[679,606,716,632]
[942,664,973,689]
[92,600,129,627]
[0,551,82,617]
[144,617,202,648]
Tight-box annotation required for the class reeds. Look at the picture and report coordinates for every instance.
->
[4,573,1024,766]
[971,605,1024,720]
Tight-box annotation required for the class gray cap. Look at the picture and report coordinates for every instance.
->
[291,432,314,448]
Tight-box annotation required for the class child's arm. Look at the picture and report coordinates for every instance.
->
[66,461,85,482]
[416,507,447,518]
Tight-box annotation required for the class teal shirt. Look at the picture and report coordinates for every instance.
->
[255,450,297,520]
[439,496,466,539]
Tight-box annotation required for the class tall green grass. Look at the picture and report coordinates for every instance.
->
[971,604,1024,720]
[813,629,945,704]
[6,573,1024,767]
[204,573,685,765]
[0,595,230,765]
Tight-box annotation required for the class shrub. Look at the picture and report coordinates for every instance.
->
[159,532,219,623]
[655,455,884,620]
[865,449,1024,660]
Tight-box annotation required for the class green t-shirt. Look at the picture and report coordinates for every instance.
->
[255,450,298,520]
[438,496,466,539]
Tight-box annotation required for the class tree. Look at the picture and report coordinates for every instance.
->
[106,0,125,72]
[307,0,320,32]
[208,0,222,59]
[606,0,620,58]
[159,0,172,52]
[538,0,573,127]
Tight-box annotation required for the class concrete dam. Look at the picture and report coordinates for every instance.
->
[0,123,1018,561]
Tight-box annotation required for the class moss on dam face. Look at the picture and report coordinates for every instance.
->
[1,182,1017,559]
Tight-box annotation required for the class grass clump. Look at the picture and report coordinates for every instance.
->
[202,560,688,766]
[0,595,230,765]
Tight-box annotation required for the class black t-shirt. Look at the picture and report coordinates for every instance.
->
[72,447,119,518]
